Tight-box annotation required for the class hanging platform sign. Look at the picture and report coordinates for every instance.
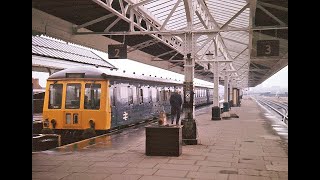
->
[108,44,127,59]
[257,40,279,57]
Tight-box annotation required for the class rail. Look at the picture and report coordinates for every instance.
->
[253,96,288,125]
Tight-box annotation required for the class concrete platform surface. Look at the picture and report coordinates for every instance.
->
[32,97,288,180]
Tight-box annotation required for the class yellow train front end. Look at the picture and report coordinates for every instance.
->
[41,67,111,137]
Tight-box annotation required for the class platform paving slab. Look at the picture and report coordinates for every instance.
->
[32,98,288,180]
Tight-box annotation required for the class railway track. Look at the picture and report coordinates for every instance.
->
[254,96,288,125]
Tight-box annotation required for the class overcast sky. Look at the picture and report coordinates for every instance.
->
[255,66,288,88]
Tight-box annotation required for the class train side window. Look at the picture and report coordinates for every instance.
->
[167,88,171,100]
[84,83,101,110]
[160,89,165,101]
[138,88,144,103]
[120,86,128,103]
[66,83,81,109]
[136,87,143,104]
[151,87,157,102]
[160,90,163,101]
[48,84,63,109]
[128,87,133,105]
[165,90,169,101]
[156,88,160,102]
[148,87,152,102]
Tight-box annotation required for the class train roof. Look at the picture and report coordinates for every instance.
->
[48,66,213,88]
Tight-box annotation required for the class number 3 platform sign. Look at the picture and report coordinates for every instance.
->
[257,40,279,57]
[108,44,127,59]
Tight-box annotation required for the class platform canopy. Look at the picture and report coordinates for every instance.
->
[32,0,287,88]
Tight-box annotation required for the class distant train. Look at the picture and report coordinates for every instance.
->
[41,66,214,137]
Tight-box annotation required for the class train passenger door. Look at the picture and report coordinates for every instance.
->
[206,88,210,103]
[64,83,82,129]
[64,111,82,129]
[109,85,118,127]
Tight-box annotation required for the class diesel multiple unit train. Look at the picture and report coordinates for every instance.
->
[41,66,214,136]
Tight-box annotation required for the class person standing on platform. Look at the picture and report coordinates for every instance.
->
[169,89,183,125]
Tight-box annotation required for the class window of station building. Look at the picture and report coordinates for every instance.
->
[84,83,101,109]
[65,83,81,109]
[48,84,63,109]
[128,87,133,105]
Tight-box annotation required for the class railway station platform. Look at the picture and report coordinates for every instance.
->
[32,97,288,180]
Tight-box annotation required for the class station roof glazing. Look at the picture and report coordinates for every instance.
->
[32,0,287,87]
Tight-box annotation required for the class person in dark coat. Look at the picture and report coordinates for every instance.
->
[169,90,183,125]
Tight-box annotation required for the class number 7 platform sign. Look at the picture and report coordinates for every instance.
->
[257,40,279,57]
[108,44,127,59]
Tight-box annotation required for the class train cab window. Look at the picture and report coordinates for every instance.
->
[48,84,63,109]
[66,83,81,109]
[84,83,101,110]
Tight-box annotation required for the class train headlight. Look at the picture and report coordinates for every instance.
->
[43,119,49,128]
